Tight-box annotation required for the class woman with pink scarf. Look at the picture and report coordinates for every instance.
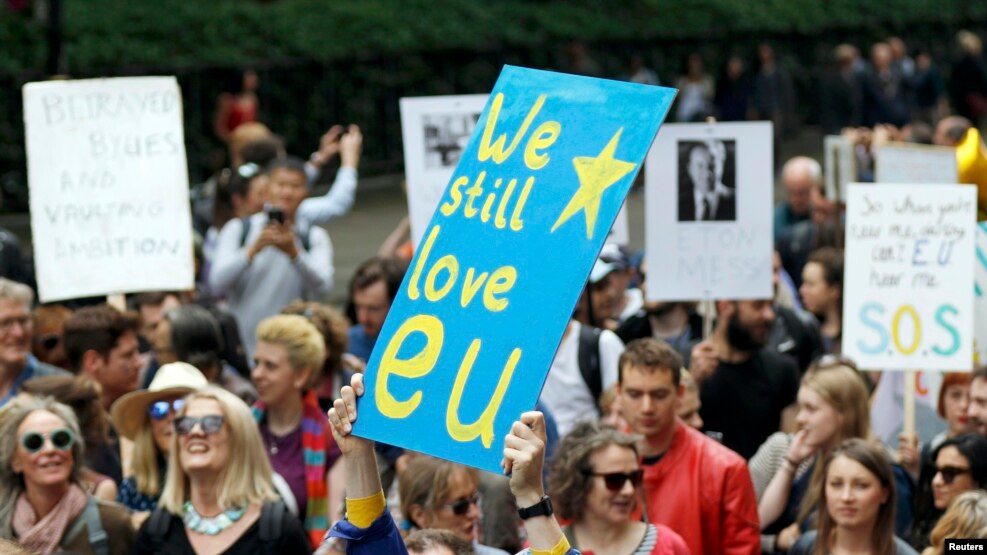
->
[0,396,134,554]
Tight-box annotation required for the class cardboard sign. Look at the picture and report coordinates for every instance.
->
[355,66,676,472]
[23,77,194,302]
[875,142,958,184]
[824,135,855,201]
[842,184,976,370]
[644,122,773,301]
[401,94,631,247]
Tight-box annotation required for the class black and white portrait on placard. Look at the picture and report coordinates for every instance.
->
[423,113,481,169]
[677,139,737,222]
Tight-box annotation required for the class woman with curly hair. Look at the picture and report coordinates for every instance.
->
[549,420,688,554]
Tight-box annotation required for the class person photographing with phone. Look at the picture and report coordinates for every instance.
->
[210,157,334,360]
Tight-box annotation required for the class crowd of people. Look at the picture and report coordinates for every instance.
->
[2,30,987,555]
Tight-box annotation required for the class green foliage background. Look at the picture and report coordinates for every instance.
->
[1,0,987,207]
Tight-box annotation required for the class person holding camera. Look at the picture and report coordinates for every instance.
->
[210,157,334,360]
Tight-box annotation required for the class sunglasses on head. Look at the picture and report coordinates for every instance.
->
[37,334,60,351]
[442,492,480,516]
[585,469,644,492]
[173,415,225,436]
[21,428,75,454]
[935,465,971,485]
[148,399,185,421]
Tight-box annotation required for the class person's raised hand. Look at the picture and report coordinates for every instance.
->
[897,432,921,478]
[311,125,344,167]
[502,411,547,508]
[340,124,363,169]
[327,373,373,455]
[689,340,719,383]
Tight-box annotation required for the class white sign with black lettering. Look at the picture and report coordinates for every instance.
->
[23,77,194,302]
[645,121,773,300]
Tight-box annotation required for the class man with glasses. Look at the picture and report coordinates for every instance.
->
[0,278,69,408]
[616,338,759,555]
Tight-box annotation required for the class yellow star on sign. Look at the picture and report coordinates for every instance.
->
[551,128,637,240]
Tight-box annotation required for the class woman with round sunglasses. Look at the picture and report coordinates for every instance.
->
[0,395,135,554]
[21,375,118,502]
[134,385,310,554]
[251,315,343,549]
[548,420,688,554]
[110,362,208,520]
[788,438,917,555]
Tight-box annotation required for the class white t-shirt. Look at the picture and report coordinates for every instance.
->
[539,320,625,437]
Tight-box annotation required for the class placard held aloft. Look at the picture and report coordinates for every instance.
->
[354,66,676,472]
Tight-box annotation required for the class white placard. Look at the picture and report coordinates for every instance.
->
[645,121,773,300]
[824,135,855,201]
[400,94,488,246]
[875,142,958,184]
[842,184,976,370]
[975,222,987,364]
[23,77,194,302]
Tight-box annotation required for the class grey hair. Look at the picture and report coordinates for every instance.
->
[0,396,84,538]
[0,279,33,307]
[782,156,823,187]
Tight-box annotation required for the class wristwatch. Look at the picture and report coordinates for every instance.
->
[517,495,554,520]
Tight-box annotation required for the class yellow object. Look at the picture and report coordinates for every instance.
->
[345,490,386,529]
[957,127,987,219]
[531,536,572,555]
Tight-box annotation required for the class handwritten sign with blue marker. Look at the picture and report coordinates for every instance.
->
[353,66,676,472]
[843,184,976,371]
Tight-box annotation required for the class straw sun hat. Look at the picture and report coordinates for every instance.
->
[110,362,208,440]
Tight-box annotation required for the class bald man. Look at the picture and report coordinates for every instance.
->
[773,156,821,241]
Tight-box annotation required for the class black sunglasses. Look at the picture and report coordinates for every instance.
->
[21,428,75,454]
[37,334,60,351]
[585,469,644,492]
[174,415,225,436]
[442,492,480,516]
[936,465,971,485]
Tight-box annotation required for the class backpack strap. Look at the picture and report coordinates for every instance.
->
[258,501,285,551]
[82,497,108,555]
[239,216,252,248]
[146,507,173,551]
[577,324,604,409]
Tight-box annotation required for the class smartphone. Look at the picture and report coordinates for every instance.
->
[268,207,285,225]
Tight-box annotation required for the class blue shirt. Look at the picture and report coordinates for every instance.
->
[0,355,68,407]
[773,202,809,242]
[347,325,376,362]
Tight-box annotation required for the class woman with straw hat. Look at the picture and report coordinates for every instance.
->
[111,362,207,522]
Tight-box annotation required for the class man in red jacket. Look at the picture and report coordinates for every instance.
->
[617,338,760,555]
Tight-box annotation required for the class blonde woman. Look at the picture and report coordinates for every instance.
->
[749,359,871,552]
[923,490,987,555]
[110,362,208,522]
[133,386,309,554]
[251,314,344,549]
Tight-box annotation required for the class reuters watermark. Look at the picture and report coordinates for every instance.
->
[948,540,987,553]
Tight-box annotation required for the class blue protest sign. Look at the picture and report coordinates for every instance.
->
[353,65,676,472]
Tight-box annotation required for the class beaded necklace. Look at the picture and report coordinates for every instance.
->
[183,501,246,535]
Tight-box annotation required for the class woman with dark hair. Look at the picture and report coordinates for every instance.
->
[799,247,844,354]
[789,438,917,555]
[214,69,260,144]
[155,304,256,404]
[548,420,689,554]
[926,434,987,521]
